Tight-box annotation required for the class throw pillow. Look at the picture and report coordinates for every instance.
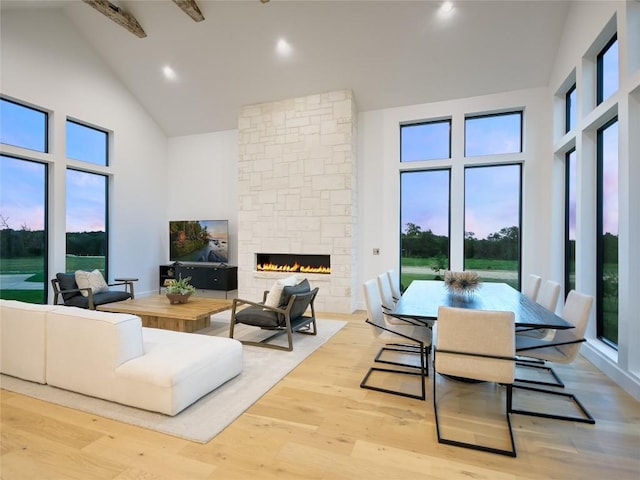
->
[75,269,109,297]
[280,278,310,307]
[264,275,298,308]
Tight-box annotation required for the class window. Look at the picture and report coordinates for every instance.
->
[565,148,576,294]
[400,120,451,162]
[399,169,450,289]
[597,35,618,105]
[65,169,108,276]
[464,111,522,156]
[597,118,618,347]
[66,119,108,166]
[464,164,521,289]
[0,156,48,303]
[0,98,48,153]
[565,84,577,133]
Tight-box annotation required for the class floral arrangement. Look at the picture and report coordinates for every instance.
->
[166,274,196,295]
[444,270,481,295]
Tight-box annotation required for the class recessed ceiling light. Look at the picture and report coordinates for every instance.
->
[162,65,177,81]
[276,38,292,57]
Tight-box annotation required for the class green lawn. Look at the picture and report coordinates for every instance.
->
[1,256,105,303]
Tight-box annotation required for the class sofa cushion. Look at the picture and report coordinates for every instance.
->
[264,275,298,308]
[57,272,80,301]
[46,307,144,400]
[116,327,243,415]
[63,290,131,308]
[234,305,280,328]
[75,269,109,297]
[0,299,56,383]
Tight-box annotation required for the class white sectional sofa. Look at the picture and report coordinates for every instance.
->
[0,299,243,416]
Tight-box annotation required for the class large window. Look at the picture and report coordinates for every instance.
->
[464,164,522,289]
[65,169,108,277]
[400,120,451,162]
[597,118,618,346]
[597,35,618,105]
[66,119,108,166]
[565,148,577,294]
[566,84,577,133]
[0,98,48,153]
[465,111,522,156]
[0,155,47,303]
[400,169,450,289]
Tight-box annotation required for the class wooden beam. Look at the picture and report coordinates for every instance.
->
[81,0,146,38]
[172,0,205,22]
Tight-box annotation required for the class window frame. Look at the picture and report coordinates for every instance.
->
[0,154,49,303]
[463,162,523,289]
[565,84,577,133]
[464,110,523,157]
[399,168,452,287]
[64,167,110,279]
[564,147,576,296]
[66,118,109,166]
[596,116,618,348]
[400,119,452,162]
[0,97,49,153]
[596,34,618,105]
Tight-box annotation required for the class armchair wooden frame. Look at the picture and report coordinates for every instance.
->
[229,288,319,352]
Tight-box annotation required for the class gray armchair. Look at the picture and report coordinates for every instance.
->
[51,272,134,310]
[229,279,318,351]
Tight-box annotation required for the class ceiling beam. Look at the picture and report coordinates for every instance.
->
[172,0,205,22]
[82,0,146,38]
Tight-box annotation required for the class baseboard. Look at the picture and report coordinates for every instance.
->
[581,343,640,401]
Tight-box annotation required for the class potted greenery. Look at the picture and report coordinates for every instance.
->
[166,274,196,304]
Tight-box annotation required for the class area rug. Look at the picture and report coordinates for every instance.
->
[0,315,346,444]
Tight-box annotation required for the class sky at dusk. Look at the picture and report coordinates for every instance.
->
[1,47,621,240]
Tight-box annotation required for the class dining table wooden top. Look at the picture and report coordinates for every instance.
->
[389,280,574,330]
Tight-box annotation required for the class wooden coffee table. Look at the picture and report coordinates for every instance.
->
[97,294,233,333]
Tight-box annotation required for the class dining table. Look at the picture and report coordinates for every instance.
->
[389,280,574,330]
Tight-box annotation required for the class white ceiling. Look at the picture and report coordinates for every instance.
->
[1,0,570,137]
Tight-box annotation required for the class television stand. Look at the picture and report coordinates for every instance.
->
[159,264,238,298]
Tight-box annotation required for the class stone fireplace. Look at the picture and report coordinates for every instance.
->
[237,89,357,313]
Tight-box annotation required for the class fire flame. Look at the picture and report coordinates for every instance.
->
[257,261,331,274]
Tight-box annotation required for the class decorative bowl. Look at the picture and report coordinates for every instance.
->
[166,292,192,304]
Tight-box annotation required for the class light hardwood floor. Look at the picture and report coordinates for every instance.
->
[2,311,639,479]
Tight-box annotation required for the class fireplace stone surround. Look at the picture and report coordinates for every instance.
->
[237,89,357,313]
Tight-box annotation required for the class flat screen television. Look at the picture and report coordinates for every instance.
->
[169,220,229,264]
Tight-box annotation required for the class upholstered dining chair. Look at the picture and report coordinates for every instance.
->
[433,306,517,457]
[360,278,431,400]
[387,269,402,301]
[377,272,430,328]
[522,274,542,301]
[517,279,561,339]
[512,290,595,424]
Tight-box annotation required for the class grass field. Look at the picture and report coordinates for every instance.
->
[0,256,105,302]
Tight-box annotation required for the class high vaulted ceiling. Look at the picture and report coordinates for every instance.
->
[1,0,570,137]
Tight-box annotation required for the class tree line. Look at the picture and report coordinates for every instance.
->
[402,222,519,260]
[0,228,105,258]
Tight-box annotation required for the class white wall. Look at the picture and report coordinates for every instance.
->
[166,130,239,266]
[356,87,554,310]
[546,0,640,400]
[0,9,168,297]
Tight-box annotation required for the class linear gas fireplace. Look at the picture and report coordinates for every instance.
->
[256,253,331,274]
